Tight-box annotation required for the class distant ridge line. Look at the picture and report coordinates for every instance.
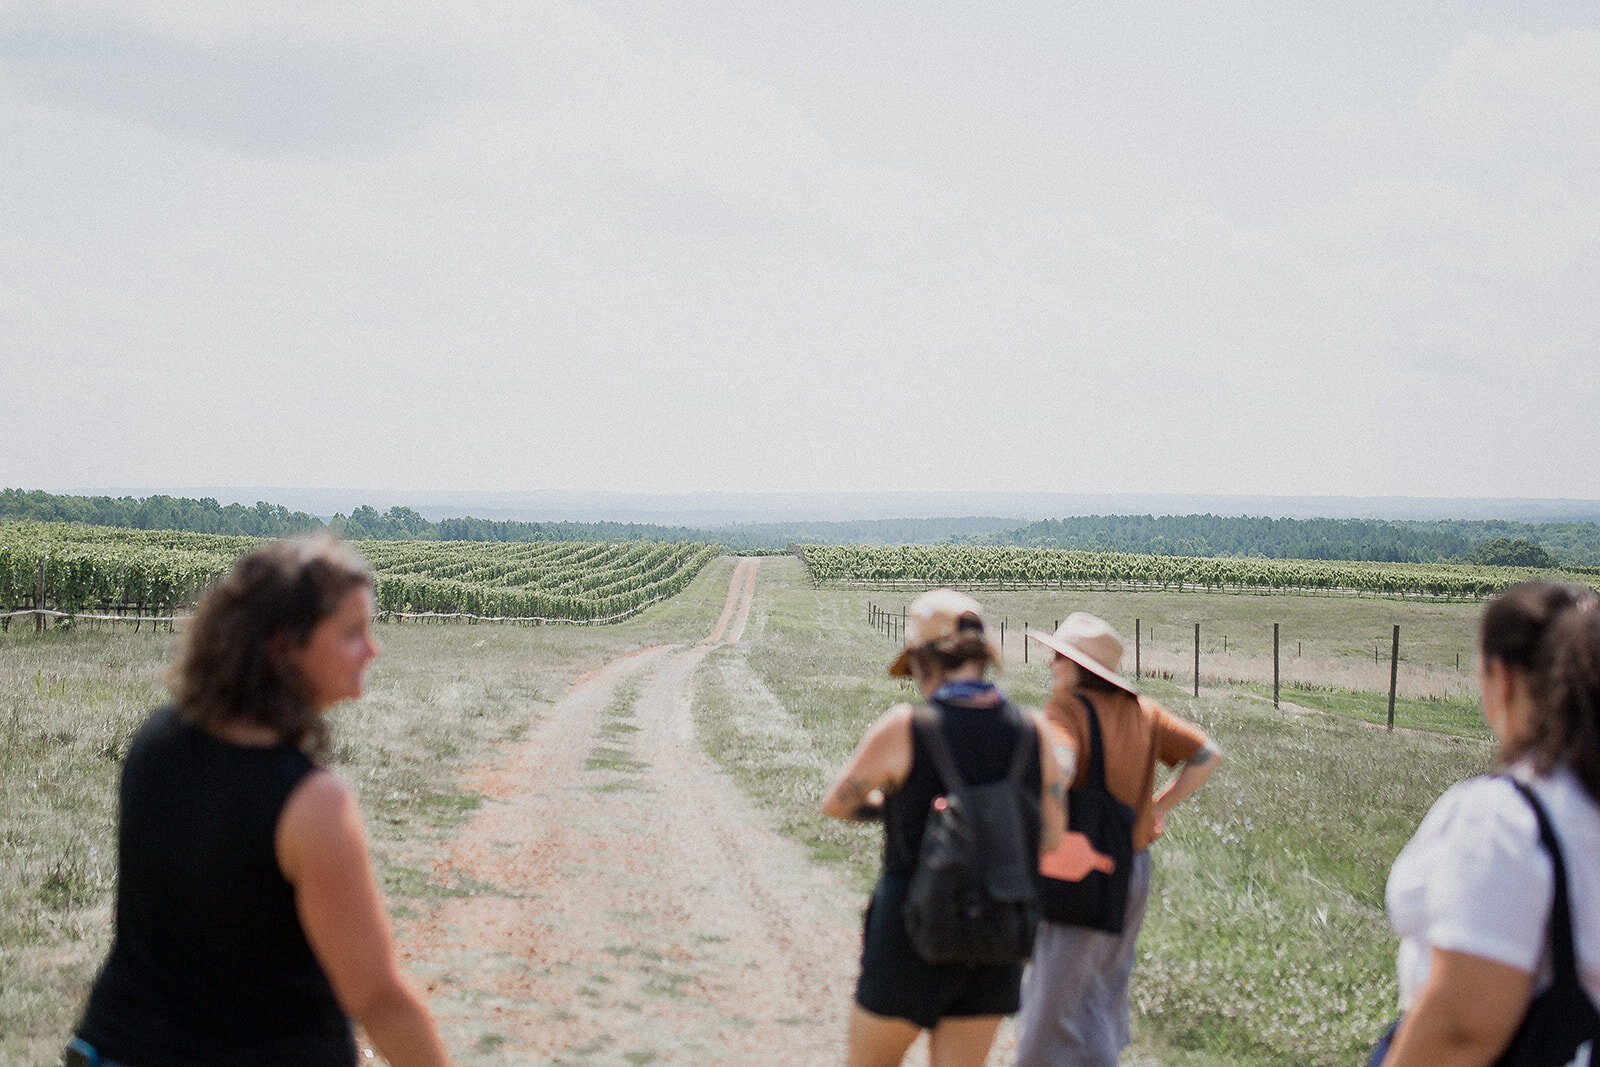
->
[56,487,1600,525]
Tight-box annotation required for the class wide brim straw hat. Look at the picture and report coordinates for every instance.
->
[1026,612,1137,694]
[888,588,1002,677]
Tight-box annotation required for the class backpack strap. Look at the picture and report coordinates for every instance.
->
[913,703,967,792]
[1507,779,1581,988]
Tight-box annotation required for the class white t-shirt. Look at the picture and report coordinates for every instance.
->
[1386,764,1600,1011]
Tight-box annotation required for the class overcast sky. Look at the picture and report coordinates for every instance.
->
[3,1,1598,501]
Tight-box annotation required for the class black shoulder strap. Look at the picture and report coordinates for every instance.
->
[1075,693,1107,790]
[1508,779,1581,987]
[913,703,966,792]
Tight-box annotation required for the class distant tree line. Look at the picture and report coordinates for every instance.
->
[987,514,1600,567]
[0,488,323,538]
[7,489,1600,567]
[329,504,707,545]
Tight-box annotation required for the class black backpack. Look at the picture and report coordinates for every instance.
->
[901,701,1040,966]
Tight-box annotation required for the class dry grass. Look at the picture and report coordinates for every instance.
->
[0,627,170,1067]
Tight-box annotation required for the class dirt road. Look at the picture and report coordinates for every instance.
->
[398,559,869,1064]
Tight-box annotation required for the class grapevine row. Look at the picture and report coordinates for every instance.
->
[1,522,717,624]
[795,544,1582,600]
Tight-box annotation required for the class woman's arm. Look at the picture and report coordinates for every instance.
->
[1036,723,1066,854]
[822,705,914,821]
[1381,948,1533,1066]
[278,770,453,1067]
[1151,742,1219,836]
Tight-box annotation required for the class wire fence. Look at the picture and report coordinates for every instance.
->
[1,591,674,630]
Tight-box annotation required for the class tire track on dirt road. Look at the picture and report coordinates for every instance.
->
[397,558,863,1065]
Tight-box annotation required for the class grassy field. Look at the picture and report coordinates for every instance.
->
[3,552,1499,1066]
[0,556,742,1067]
[693,558,1496,1066]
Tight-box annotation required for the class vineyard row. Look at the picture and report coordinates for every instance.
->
[0,522,718,625]
[795,544,1587,600]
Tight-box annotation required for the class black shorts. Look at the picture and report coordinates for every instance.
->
[854,875,1023,1030]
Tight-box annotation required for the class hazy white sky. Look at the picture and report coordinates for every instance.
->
[3,1,1598,500]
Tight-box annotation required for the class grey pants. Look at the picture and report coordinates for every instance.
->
[1014,848,1153,1066]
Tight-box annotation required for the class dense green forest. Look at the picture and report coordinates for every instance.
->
[7,488,1600,566]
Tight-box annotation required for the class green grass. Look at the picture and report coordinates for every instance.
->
[1255,682,1491,738]
[694,557,1496,1066]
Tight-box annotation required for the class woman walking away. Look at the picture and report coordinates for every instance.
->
[823,589,1065,1067]
[1015,612,1220,1067]
[68,537,453,1067]
[1373,581,1600,1066]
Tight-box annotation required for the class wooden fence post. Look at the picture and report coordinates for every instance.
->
[1273,622,1280,708]
[1193,622,1200,697]
[1134,618,1141,679]
[1387,624,1401,731]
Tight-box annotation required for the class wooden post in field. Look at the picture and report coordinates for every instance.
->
[1193,622,1200,697]
[36,560,46,633]
[1001,618,1005,652]
[1024,624,1029,664]
[1387,624,1401,732]
[1135,618,1141,679]
[1273,623,1280,708]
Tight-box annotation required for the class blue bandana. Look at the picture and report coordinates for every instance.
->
[931,680,1003,706]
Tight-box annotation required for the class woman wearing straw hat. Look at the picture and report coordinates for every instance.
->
[1015,612,1220,1067]
[823,588,1066,1067]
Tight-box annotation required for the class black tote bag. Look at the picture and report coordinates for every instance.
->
[1370,779,1600,1066]
[1035,693,1135,934]
[1493,780,1600,1066]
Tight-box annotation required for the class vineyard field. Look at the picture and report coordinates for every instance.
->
[0,522,718,624]
[795,543,1590,600]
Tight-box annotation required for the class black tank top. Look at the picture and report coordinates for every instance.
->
[882,700,1043,879]
[77,707,357,1066]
